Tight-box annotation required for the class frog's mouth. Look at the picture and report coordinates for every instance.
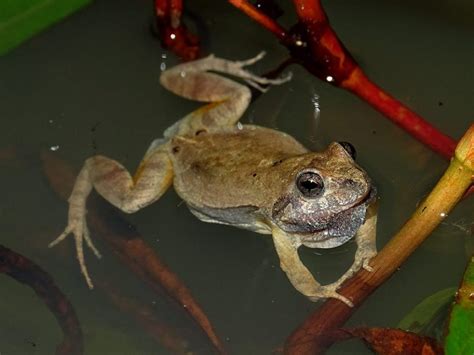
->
[300,187,377,249]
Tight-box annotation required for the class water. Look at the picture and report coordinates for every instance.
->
[0,0,473,353]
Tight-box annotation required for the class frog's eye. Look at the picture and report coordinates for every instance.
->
[296,172,324,198]
[338,141,357,160]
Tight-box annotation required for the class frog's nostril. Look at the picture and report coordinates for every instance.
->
[344,179,357,187]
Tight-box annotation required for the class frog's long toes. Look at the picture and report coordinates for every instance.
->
[332,292,354,307]
[49,228,71,248]
[321,288,354,307]
[363,259,374,272]
[239,51,266,67]
[250,71,292,86]
[245,79,269,93]
[268,71,293,85]
[83,223,102,259]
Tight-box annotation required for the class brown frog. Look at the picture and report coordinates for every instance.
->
[52,53,377,306]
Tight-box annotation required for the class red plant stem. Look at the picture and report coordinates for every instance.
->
[228,0,458,160]
[170,0,183,28]
[155,0,168,19]
[154,0,199,60]
[228,0,288,41]
[343,68,456,159]
[292,0,326,21]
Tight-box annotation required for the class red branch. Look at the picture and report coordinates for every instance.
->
[154,0,199,60]
[0,245,83,355]
[228,0,287,41]
[229,0,457,160]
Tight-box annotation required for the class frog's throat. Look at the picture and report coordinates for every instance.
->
[285,187,377,249]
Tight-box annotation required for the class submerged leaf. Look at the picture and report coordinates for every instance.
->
[398,288,455,338]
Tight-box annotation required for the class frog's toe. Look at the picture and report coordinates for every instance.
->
[238,51,266,67]
[49,226,72,248]
[50,218,99,289]
[331,292,354,307]
[83,221,102,259]
[309,287,354,307]
[244,79,269,93]
[362,257,374,272]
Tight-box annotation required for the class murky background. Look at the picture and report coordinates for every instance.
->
[1,0,473,353]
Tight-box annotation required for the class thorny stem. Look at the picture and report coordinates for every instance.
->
[228,0,457,160]
[283,124,473,354]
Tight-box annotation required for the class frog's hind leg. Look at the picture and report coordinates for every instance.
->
[160,52,291,137]
[50,145,173,288]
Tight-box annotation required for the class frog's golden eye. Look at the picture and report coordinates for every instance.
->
[338,141,357,160]
[296,172,324,198]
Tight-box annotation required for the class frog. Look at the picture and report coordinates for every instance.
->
[51,52,377,306]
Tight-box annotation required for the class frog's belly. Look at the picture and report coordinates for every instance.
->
[186,203,272,235]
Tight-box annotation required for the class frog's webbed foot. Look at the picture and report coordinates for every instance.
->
[50,207,101,289]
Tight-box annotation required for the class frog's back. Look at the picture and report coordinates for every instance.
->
[170,124,308,210]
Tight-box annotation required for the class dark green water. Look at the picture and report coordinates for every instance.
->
[0,0,473,353]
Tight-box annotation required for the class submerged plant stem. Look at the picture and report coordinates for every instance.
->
[284,124,473,354]
[0,245,83,355]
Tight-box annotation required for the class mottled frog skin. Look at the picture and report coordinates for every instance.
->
[52,53,377,306]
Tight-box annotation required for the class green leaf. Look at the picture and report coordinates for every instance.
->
[445,255,474,355]
[0,0,92,55]
[398,287,455,338]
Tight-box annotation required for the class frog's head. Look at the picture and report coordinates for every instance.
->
[271,142,376,248]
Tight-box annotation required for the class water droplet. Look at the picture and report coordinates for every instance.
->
[440,212,448,218]
[326,75,334,82]
[160,62,166,71]
[50,145,59,151]
[180,71,186,78]
[237,122,243,130]
[170,33,176,40]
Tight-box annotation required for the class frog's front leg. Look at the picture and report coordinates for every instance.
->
[160,52,291,137]
[271,227,354,307]
[51,147,173,288]
[329,203,378,290]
